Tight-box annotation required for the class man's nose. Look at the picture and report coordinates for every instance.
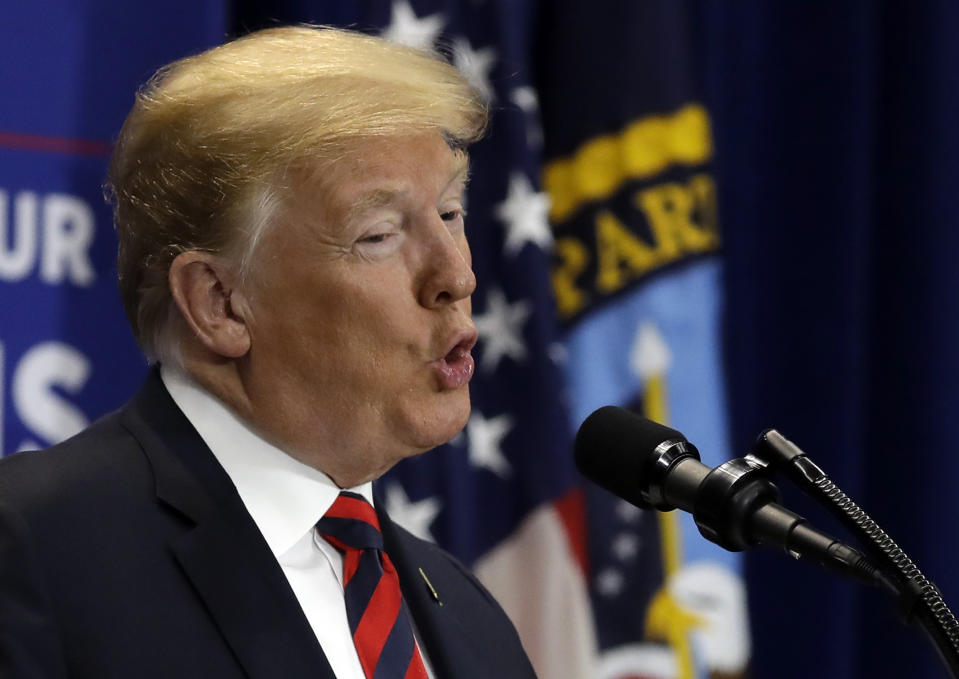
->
[418,222,476,308]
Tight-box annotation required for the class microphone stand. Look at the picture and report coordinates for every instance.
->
[751,430,959,678]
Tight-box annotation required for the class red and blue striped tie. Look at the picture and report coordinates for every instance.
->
[317,491,429,679]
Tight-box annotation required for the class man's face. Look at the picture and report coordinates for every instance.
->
[240,133,477,486]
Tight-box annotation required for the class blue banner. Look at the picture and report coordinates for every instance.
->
[1,2,227,454]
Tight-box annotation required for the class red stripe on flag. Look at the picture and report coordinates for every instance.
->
[553,487,590,574]
[0,131,110,157]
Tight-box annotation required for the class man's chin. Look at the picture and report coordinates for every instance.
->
[404,399,471,452]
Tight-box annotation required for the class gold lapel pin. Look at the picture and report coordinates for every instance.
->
[419,568,443,606]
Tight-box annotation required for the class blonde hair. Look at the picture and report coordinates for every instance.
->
[107,25,488,365]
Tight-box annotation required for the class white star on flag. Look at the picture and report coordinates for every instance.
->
[452,36,497,102]
[495,171,553,255]
[611,532,641,561]
[510,85,544,148]
[382,0,445,50]
[547,341,568,366]
[474,287,531,371]
[466,410,514,477]
[616,500,643,523]
[595,568,626,597]
[383,482,441,542]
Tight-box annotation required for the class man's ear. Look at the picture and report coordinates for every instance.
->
[168,252,252,359]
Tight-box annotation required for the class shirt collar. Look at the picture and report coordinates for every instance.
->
[160,365,374,558]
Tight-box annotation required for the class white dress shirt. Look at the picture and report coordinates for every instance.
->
[161,366,434,679]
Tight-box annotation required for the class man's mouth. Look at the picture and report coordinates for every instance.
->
[431,330,477,390]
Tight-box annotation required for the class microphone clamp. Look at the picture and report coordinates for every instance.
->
[694,454,782,552]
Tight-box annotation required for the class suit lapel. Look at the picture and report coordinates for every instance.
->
[171,512,334,679]
[378,505,492,679]
[121,370,336,679]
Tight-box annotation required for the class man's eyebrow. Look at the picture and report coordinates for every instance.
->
[344,152,471,225]
[345,189,402,224]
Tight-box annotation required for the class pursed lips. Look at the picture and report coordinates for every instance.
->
[440,328,478,362]
[428,327,478,390]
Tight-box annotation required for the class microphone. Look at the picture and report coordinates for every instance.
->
[574,406,880,584]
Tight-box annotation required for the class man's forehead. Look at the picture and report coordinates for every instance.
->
[281,135,469,234]
[338,147,469,213]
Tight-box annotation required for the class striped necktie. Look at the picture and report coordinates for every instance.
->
[316,491,429,679]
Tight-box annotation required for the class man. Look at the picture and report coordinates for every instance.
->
[0,26,538,679]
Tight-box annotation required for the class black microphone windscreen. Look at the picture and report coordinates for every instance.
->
[574,406,687,508]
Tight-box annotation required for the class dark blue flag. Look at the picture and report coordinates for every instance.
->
[538,2,750,677]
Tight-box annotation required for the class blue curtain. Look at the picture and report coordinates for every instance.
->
[698,2,959,677]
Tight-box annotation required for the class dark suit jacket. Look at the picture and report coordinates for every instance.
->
[0,371,538,679]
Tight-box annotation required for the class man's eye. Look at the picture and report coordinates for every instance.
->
[360,233,392,244]
[441,209,466,222]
